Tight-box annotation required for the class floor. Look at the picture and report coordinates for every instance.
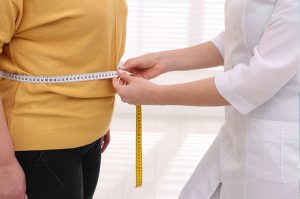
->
[94,112,224,199]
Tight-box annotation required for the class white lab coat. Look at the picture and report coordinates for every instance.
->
[180,0,300,198]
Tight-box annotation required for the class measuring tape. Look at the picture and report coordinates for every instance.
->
[0,70,118,84]
[1,67,143,187]
[136,105,143,187]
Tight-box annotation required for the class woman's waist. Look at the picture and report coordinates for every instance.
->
[0,59,120,76]
[0,78,117,98]
[4,84,116,120]
[0,59,122,98]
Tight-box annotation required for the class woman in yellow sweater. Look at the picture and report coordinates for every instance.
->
[0,0,127,198]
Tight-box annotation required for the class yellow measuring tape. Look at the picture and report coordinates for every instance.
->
[136,105,142,187]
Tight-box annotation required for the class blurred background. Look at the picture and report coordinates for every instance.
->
[96,0,225,198]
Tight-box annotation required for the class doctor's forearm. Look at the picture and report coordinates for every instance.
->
[156,77,229,106]
[158,42,224,72]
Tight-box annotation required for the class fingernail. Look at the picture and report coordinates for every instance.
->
[118,62,125,69]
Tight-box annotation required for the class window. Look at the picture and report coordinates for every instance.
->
[124,0,225,59]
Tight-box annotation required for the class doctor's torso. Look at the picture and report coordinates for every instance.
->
[224,0,299,122]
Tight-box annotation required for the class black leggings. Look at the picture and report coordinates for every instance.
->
[15,139,101,199]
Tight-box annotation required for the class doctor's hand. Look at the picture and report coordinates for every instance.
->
[122,53,169,80]
[112,70,161,105]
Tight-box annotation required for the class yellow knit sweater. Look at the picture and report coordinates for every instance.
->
[0,0,127,151]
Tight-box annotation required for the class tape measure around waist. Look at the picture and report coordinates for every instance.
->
[136,105,143,188]
[1,66,144,187]
[0,65,143,187]
[0,70,118,84]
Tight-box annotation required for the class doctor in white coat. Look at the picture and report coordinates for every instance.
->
[113,0,300,198]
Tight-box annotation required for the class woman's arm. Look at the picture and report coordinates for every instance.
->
[0,99,27,199]
[0,0,23,164]
[0,99,15,164]
[0,1,27,198]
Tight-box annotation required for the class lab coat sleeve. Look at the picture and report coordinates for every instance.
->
[211,32,225,58]
[214,0,299,115]
[0,0,23,54]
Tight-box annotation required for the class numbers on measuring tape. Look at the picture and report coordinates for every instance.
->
[136,105,143,188]
[0,70,118,84]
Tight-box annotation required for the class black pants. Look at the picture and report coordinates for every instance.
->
[15,139,101,199]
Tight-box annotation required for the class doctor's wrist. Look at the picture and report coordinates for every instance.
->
[152,51,174,74]
[153,85,169,105]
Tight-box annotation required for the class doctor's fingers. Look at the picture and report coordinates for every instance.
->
[117,69,135,83]
[123,57,146,72]
[112,78,122,92]
[117,78,126,85]
[124,53,159,71]
[112,78,130,97]
[112,71,131,91]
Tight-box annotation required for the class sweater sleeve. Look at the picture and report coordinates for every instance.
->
[214,0,299,115]
[0,0,23,55]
